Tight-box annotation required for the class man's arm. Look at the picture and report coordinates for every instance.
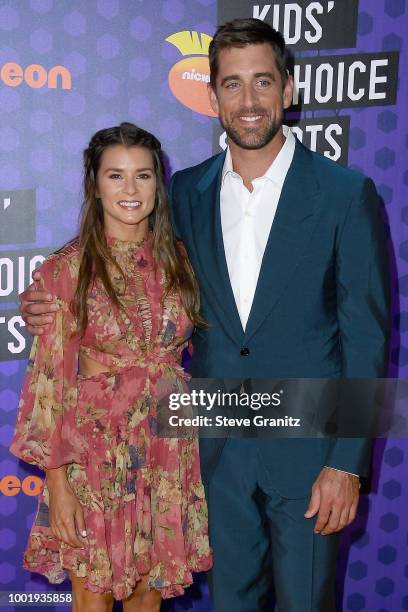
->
[328,177,390,472]
[335,177,390,377]
[305,177,390,534]
[19,270,58,335]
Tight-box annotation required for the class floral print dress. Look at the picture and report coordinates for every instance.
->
[10,234,212,600]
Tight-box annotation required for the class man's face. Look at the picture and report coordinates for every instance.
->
[208,43,293,150]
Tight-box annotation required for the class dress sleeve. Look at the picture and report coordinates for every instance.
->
[10,251,81,471]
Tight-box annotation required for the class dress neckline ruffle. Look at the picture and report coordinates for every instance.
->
[105,231,153,252]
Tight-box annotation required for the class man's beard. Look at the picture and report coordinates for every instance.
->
[221,108,282,150]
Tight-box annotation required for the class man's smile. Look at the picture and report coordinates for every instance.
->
[239,115,263,122]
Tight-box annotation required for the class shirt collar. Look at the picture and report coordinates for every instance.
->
[222,125,296,189]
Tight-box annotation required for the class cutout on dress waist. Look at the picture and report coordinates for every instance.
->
[79,352,113,376]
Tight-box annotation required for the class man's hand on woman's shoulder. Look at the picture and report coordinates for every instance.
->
[19,269,58,335]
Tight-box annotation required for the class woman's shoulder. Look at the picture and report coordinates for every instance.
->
[39,239,81,287]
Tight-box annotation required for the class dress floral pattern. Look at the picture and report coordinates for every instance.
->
[10,234,212,600]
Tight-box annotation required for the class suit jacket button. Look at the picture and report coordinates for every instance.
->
[240,347,250,356]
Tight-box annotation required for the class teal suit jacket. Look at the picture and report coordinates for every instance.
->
[169,139,390,497]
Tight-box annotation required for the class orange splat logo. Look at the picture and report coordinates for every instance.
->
[166,31,217,118]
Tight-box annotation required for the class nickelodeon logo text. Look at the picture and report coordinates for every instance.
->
[0,474,43,496]
[1,62,71,90]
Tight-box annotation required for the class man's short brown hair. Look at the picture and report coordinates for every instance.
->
[209,18,288,89]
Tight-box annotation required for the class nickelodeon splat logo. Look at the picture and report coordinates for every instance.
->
[0,62,71,90]
[165,31,216,117]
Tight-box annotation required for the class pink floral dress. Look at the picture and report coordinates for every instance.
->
[10,234,212,600]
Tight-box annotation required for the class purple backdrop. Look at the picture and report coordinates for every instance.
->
[0,1,407,610]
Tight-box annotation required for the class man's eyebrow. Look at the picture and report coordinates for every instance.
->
[221,74,241,86]
[254,71,276,81]
[221,71,276,86]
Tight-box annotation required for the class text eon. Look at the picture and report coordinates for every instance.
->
[0,474,43,496]
[1,62,72,90]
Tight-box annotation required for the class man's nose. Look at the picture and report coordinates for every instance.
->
[241,84,258,108]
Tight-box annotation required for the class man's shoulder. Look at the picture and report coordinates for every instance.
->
[171,152,225,188]
[305,143,370,193]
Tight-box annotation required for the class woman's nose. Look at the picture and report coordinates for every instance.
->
[123,179,138,196]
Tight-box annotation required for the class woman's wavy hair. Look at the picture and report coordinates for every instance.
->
[72,122,204,335]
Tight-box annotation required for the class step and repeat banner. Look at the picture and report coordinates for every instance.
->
[0,1,407,610]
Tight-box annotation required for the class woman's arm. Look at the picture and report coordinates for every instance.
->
[46,466,87,548]
[11,250,87,548]
[11,253,81,469]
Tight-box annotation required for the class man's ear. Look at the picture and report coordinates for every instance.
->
[283,72,294,110]
[207,83,219,116]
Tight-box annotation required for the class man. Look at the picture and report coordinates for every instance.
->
[20,19,390,611]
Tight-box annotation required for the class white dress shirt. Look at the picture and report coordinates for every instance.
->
[220,125,295,330]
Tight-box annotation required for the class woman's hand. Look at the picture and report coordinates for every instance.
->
[46,467,87,548]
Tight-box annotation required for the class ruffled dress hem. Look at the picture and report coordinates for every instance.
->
[23,553,212,600]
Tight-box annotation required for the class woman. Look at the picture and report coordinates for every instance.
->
[10,123,212,612]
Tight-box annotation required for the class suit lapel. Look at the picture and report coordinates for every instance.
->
[244,141,322,343]
[191,153,244,343]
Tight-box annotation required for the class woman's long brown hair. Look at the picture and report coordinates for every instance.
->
[72,122,204,336]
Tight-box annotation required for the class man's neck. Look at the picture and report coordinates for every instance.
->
[229,128,285,191]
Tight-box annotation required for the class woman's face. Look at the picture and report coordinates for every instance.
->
[96,144,157,240]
